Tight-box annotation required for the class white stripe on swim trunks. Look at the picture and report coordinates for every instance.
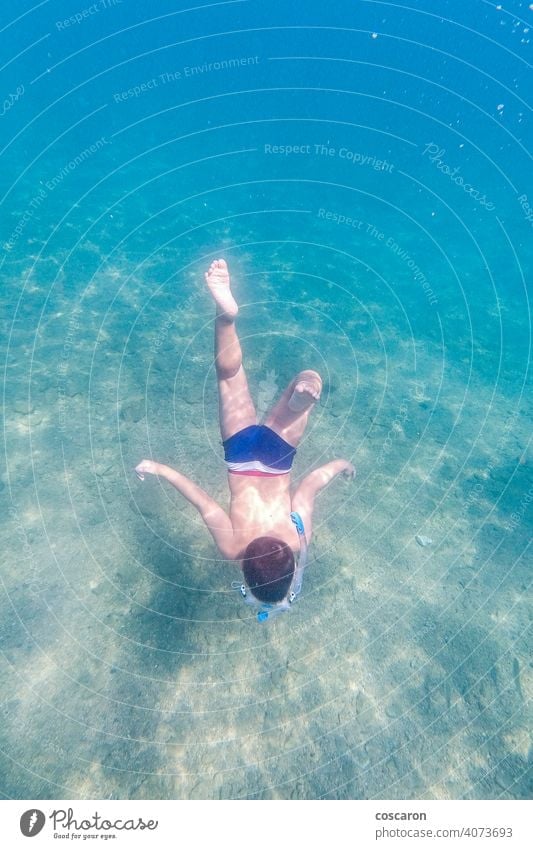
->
[226,460,290,474]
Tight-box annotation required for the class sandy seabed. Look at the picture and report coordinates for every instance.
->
[1,231,531,800]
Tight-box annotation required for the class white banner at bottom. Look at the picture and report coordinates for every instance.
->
[1,799,529,848]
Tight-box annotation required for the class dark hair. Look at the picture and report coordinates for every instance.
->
[241,536,295,603]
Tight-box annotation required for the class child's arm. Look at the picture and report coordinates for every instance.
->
[135,460,236,560]
[291,460,355,539]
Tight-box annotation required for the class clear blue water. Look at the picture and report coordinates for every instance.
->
[1,0,531,799]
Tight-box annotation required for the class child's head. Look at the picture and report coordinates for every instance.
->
[241,536,295,602]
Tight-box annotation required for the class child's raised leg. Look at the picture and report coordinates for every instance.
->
[205,259,256,441]
[263,370,322,448]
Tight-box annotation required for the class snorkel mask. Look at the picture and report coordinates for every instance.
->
[232,512,308,623]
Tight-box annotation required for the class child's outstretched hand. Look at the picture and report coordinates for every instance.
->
[134,459,159,481]
[341,461,356,480]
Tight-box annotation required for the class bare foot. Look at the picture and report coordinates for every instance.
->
[204,258,238,319]
[288,372,322,412]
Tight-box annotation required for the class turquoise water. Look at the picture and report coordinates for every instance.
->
[1,0,531,799]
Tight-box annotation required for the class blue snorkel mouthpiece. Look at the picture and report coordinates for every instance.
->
[290,511,305,535]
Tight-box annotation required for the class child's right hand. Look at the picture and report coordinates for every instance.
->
[134,460,159,480]
[341,461,356,480]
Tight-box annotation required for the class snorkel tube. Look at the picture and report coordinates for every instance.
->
[289,510,308,596]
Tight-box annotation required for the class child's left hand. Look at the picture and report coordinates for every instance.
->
[134,460,159,480]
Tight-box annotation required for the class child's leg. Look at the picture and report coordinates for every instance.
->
[205,259,256,441]
[263,370,322,448]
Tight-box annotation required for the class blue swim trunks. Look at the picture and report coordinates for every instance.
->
[223,425,296,476]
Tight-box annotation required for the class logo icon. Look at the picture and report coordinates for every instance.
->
[20,810,45,837]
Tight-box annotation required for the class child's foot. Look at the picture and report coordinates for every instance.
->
[288,372,322,412]
[204,258,238,319]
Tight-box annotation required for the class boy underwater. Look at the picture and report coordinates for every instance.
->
[135,259,354,621]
